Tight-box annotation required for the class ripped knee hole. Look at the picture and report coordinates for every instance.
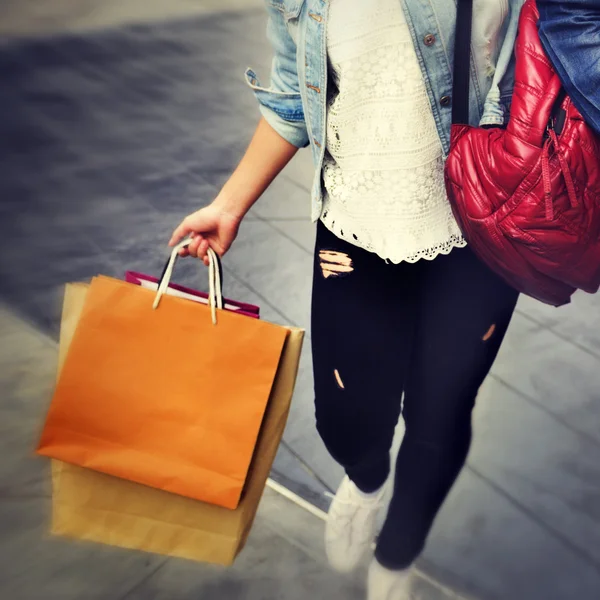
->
[334,369,345,389]
[482,324,496,341]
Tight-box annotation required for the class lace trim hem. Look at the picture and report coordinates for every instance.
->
[320,217,468,265]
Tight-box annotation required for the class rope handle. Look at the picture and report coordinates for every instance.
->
[152,239,224,325]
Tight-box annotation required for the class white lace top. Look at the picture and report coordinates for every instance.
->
[321,0,466,263]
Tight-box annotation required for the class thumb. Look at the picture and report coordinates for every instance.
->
[169,219,195,247]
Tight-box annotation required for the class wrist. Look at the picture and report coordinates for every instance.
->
[212,188,246,222]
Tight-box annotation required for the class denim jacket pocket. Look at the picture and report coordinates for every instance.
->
[245,68,305,123]
[267,0,305,21]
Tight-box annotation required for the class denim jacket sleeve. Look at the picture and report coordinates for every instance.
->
[480,0,525,127]
[537,0,600,135]
[245,1,309,148]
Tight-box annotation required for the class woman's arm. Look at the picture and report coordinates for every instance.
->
[213,116,298,221]
[169,116,298,260]
[170,5,306,258]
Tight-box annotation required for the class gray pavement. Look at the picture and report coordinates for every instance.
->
[1,1,600,599]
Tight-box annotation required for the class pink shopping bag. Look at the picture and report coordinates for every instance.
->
[124,271,259,319]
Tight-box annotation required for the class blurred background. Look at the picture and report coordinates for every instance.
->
[1,1,600,599]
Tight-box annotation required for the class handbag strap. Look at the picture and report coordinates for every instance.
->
[153,240,224,324]
[452,0,475,125]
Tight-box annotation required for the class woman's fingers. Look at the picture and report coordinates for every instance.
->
[197,239,210,261]
[169,211,217,262]
[171,228,210,262]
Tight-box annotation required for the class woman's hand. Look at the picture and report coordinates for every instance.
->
[169,203,242,266]
[169,118,299,265]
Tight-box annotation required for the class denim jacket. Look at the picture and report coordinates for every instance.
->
[246,0,525,221]
[538,0,600,135]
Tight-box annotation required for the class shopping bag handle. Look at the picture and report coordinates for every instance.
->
[152,239,224,325]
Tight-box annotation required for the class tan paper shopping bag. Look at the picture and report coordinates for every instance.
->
[50,283,304,565]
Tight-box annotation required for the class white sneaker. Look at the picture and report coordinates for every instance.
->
[368,558,416,600]
[325,476,386,573]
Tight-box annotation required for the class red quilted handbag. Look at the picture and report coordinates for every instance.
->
[445,0,600,306]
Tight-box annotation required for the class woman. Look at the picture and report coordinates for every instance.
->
[170,1,524,597]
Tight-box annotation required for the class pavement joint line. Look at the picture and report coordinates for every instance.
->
[221,262,301,328]
[468,464,600,575]
[279,438,335,494]
[279,172,312,194]
[488,372,600,449]
[252,212,314,257]
[513,307,600,362]
[118,557,170,600]
[266,478,328,521]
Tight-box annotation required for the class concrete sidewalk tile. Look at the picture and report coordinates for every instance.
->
[471,377,600,566]
[0,497,163,600]
[120,488,364,600]
[120,486,461,600]
[0,306,57,497]
[519,291,600,358]
[271,446,332,510]
[250,176,313,221]
[426,469,600,600]
[278,149,315,193]
[268,218,317,254]
[225,219,313,330]
[492,313,600,445]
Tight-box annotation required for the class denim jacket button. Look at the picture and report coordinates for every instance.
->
[440,95,452,107]
[423,33,436,46]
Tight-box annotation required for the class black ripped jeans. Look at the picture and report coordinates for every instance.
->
[311,221,519,570]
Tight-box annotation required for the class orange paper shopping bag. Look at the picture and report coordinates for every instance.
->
[49,281,304,565]
[38,246,289,510]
